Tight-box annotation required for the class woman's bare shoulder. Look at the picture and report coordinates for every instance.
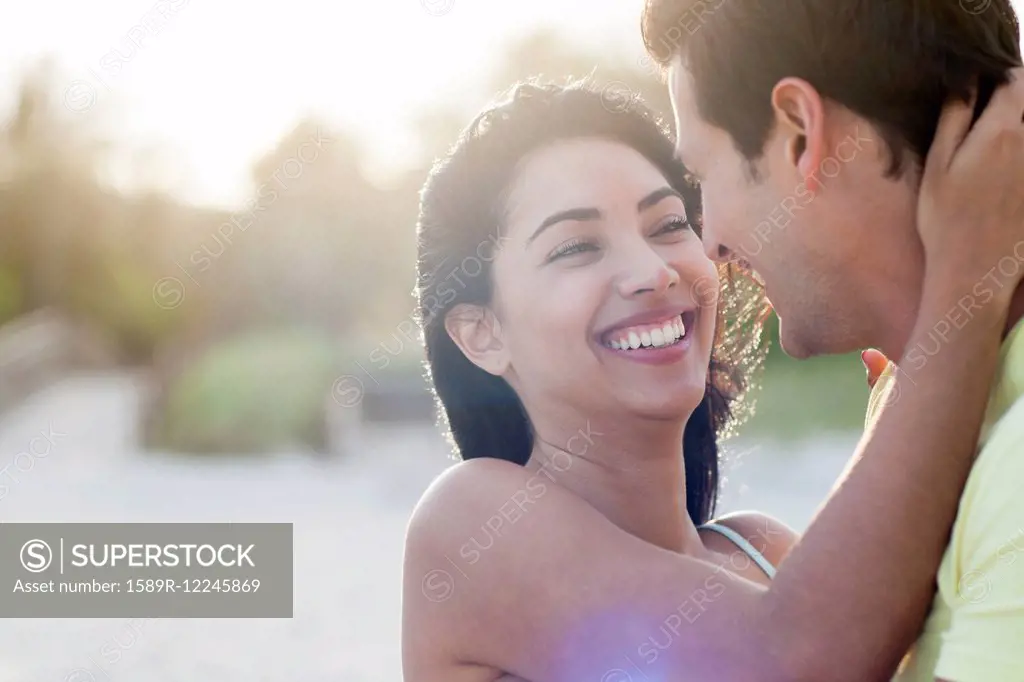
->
[402,459,530,674]
[402,457,594,677]
[707,510,800,569]
[406,458,534,540]
[404,456,589,575]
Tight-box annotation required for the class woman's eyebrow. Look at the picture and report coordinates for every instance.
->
[526,207,602,245]
[526,187,685,246]
[637,186,683,212]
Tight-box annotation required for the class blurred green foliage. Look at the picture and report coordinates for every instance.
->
[67,256,188,363]
[744,351,869,440]
[147,328,339,454]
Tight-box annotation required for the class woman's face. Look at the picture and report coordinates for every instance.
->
[453,137,719,422]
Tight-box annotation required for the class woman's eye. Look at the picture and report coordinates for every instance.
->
[655,217,694,235]
[548,238,597,261]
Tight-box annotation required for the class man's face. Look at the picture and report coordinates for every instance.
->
[667,58,924,359]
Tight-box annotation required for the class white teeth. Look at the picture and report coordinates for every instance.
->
[604,316,689,350]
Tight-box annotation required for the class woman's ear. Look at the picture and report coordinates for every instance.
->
[444,303,510,376]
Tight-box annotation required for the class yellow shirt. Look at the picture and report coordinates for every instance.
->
[867,318,1024,682]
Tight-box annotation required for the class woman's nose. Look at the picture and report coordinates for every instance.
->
[617,252,680,297]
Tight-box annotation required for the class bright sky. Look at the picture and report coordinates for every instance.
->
[0,0,644,210]
[2,0,1021,210]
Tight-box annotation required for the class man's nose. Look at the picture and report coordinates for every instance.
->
[703,237,731,263]
[699,216,731,263]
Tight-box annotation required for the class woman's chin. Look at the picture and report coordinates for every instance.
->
[617,385,706,421]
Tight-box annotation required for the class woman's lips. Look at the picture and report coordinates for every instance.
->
[597,311,697,366]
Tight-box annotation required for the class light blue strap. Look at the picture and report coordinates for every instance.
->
[700,522,777,579]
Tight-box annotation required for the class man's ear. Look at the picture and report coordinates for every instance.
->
[444,303,510,376]
[771,77,827,194]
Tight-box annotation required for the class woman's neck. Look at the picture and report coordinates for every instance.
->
[524,417,705,556]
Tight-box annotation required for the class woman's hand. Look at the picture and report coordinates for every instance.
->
[862,348,889,389]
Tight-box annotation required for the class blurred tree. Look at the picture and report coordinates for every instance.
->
[0,57,197,363]
[196,118,399,336]
[2,59,101,311]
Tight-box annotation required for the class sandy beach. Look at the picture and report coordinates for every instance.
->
[0,373,856,682]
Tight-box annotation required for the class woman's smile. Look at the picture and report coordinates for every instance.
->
[595,310,697,365]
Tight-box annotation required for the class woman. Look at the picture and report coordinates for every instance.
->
[402,80,1019,681]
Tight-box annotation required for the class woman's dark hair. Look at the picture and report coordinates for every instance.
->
[415,79,766,525]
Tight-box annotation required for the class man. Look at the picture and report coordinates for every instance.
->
[642,0,1024,679]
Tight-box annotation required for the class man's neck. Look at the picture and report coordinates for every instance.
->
[878,282,1024,362]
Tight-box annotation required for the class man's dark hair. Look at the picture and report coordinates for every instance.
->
[642,0,1021,176]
